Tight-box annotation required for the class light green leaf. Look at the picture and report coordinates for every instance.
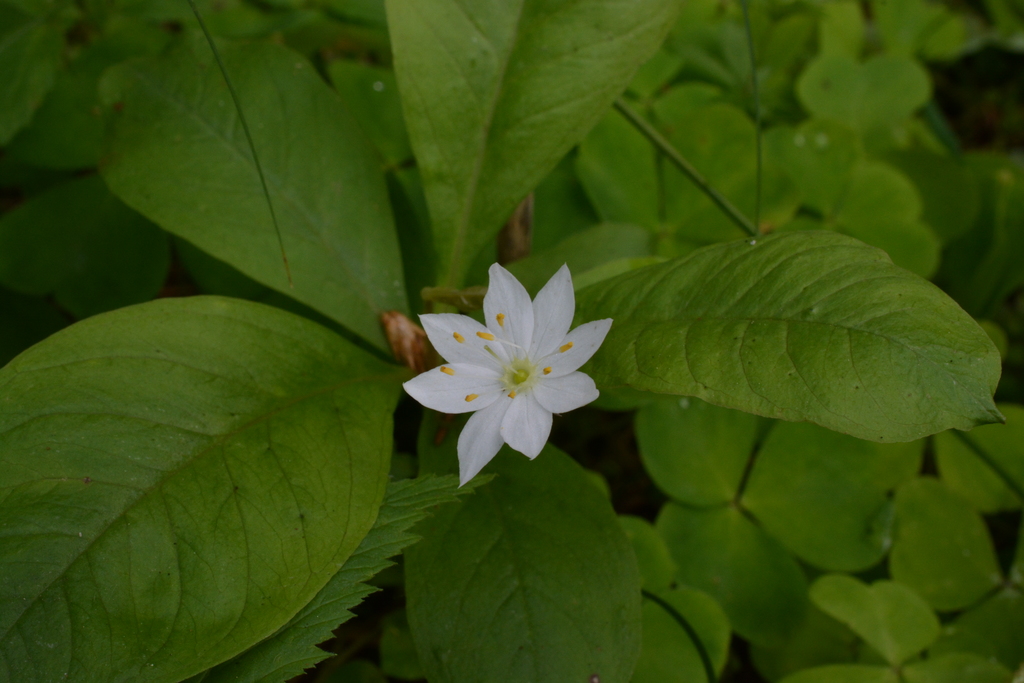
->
[619,515,677,592]
[405,435,642,683]
[890,477,1003,611]
[935,404,1024,513]
[194,475,474,683]
[743,422,922,572]
[0,175,170,318]
[818,1,865,58]
[796,54,931,134]
[810,575,939,665]
[326,59,412,167]
[780,664,898,683]
[0,287,67,367]
[0,297,402,683]
[902,653,1012,683]
[656,503,808,648]
[632,586,731,683]
[750,605,859,682]
[0,6,64,144]
[576,109,660,230]
[99,38,406,349]
[505,223,652,296]
[576,231,1002,443]
[930,587,1024,672]
[385,0,680,286]
[635,396,758,506]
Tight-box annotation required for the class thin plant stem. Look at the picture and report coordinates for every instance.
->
[952,431,1024,503]
[739,0,762,230]
[641,589,717,683]
[614,98,758,238]
[185,0,293,286]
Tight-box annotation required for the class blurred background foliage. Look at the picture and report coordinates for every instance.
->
[2,0,1023,680]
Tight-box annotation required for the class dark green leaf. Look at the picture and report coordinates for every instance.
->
[0,6,64,145]
[930,587,1024,672]
[902,653,1011,683]
[0,175,170,318]
[577,231,1002,443]
[632,586,731,683]
[0,297,402,682]
[385,0,680,286]
[379,610,423,681]
[0,287,67,367]
[779,665,898,683]
[327,60,412,167]
[657,503,809,647]
[881,150,979,243]
[619,515,677,592]
[750,605,859,682]
[99,38,407,348]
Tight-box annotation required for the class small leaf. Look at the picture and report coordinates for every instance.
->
[750,605,859,682]
[577,231,1002,443]
[902,653,1012,683]
[656,503,809,648]
[889,477,1003,611]
[385,0,680,286]
[743,422,922,572]
[619,515,677,592]
[99,38,407,348]
[632,586,731,683]
[0,297,402,682]
[881,149,979,243]
[0,5,64,144]
[930,587,1024,672]
[810,574,940,665]
[780,664,899,683]
[635,396,758,506]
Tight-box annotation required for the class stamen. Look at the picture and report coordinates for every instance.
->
[508,390,516,398]
[496,313,506,327]
[453,332,465,343]
[440,366,455,375]
[543,367,552,375]
[477,331,496,340]
[465,394,479,402]
[484,345,500,360]
[559,341,574,353]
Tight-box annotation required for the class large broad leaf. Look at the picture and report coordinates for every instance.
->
[405,414,642,683]
[0,297,403,683]
[99,38,407,349]
[385,0,680,286]
[576,231,1002,443]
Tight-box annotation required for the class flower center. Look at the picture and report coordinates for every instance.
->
[501,357,539,393]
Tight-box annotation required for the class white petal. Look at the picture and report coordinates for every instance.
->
[419,313,509,366]
[538,318,613,377]
[500,393,552,460]
[529,264,575,359]
[403,364,503,414]
[533,372,599,414]
[484,263,534,352]
[457,398,509,485]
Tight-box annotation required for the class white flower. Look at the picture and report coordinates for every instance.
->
[403,264,612,485]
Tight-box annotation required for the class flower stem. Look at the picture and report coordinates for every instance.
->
[641,588,717,683]
[614,98,758,238]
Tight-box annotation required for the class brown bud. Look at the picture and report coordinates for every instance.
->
[381,311,429,374]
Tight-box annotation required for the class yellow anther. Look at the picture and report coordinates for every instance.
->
[496,313,506,327]
[440,366,455,375]
[508,391,516,398]
[453,332,465,343]
[465,394,479,402]
[559,341,574,353]
[543,367,552,375]
[477,331,496,341]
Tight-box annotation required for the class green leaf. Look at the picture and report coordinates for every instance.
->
[0,6,64,145]
[0,175,170,318]
[743,422,922,572]
[796,54,930,134]
[817,1,865,58]
[656,503,809,647]
[619,515,677,592]
[810,575,939,665]
[632,586,731,683]
[889,477,1003,611]
[935,404,1024,513]
[902,653,1012,683]
[635,396,758,506]
[326,59,412,167]
[576,109,660,230]
[576,230,1003,443]
[194,475,474,683]
[405,438,642,683]
[99,37,407,349]
[779,664,898,683]
[531,154,601,253]
[931,587,1024,672]
[750,605,859,682]
[385,0,680,286]
[881,149,979,243]
[505,223,653,296]
[0,297,402,682]
[0,287,67,367]
[871,0,967,61]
